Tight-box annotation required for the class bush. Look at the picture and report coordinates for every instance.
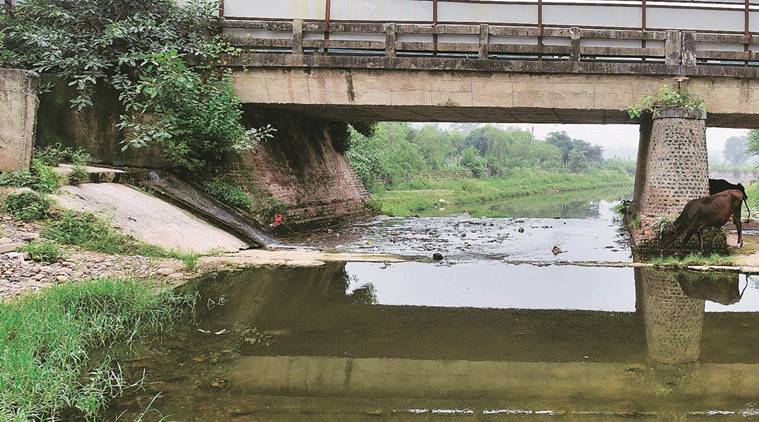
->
[0,278,195,420]
[67,164,89,186]
[19,240,64,263]
[34,144,90,167]
[43,211,135,254]
[628,85,707,119]
[202,179,252,210]
[3,190,51,221]
[0,160,60,193]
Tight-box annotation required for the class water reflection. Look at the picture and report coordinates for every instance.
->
[107,263,759,420]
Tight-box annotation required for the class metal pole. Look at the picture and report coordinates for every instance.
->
[324,0,331,54]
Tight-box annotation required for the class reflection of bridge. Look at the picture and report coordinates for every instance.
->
[189,264,759,415]
[223,0,759,127]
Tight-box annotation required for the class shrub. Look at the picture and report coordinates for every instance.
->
[34,144,91,167]
[628,85,707,119]
[67,164,89,186]
[43,211,132,254]
[3,190,51,221]
[19,240,64,263]
[202,179,252,210]
[0,160,60,193]
[0,278,195,420]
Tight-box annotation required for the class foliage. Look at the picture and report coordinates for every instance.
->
[747,129,759,158]
[0,278,194,420]
[202,179,252,210]
[0,160,61,194]
[648,254,735,268]
[3,190,51,221]
[115,51,275,170]
[34,144,90,167]
[723,135,749,165]
[347,123,615,192]
[3,0,273,170]
[0,7,12,65]
[627,85,707,119]
[19,240,65,263]
[257,196,287,223]
[67,164,88,186]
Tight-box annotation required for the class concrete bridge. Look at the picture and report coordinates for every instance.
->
[223,0,759,128]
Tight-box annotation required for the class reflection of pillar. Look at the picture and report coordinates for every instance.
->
[631,107,708,245]
[637,267,705,364]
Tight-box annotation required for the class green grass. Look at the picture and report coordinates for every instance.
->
[0,160,60,194]
[67,164,88,186]
[202,179,252,211]
[19,240,64,263]
[42,211,205,269]
[3,190,52,221]
[648,253,736,268]
[372,169,633,216]
[0,278,195,420]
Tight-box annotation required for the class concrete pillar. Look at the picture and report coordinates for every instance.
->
[0,69,37,172]
[637,267,705,364]
[631,107,708,244]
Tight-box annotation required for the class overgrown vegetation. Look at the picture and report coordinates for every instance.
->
[0,278,194,420]
[627,85,708,119]
[202,179,252,210]
[0,159,61,193]
[3,190,51,221]
[19,240,64,263]
[648,253,735,268]
[0,0,273,171]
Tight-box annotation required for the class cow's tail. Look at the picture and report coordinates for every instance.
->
[745,198,751,220]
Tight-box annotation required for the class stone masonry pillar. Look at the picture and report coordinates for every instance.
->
[631,107,708,245]
[0,69,37,172]
[636,267,705,364]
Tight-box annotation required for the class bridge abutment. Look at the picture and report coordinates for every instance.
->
[630,108,712,249]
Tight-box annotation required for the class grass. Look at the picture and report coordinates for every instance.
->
[3,190,52,221]
[202,179,252,210]
[0,278,195,420]
[19,240,64,263]
[0,159,60,194]
[67,163,88,186]
[42,211,205,270]
[648,253,736,268]
[372,169,633,216]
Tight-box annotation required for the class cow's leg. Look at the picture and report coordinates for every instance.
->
[682,229,695,252]
[697,229,705,254]
[734,213,744,248]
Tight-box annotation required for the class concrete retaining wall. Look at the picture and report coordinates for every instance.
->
[0,69,37,172]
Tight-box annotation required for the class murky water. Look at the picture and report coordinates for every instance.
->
[287,191,632,262]
[108,263,759,420]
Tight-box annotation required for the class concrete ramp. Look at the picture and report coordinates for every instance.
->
[53,183,249,254]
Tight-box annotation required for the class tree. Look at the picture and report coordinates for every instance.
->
[545,131,574,165]
[724,135,748,165]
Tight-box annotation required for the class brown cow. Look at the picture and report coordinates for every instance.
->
[663,189,744,253]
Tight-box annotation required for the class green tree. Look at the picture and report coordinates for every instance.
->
[724,135,748,165]
[2,0,272,170]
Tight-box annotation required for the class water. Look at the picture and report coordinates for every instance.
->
[286,190,632,262]
[107,263,759,420]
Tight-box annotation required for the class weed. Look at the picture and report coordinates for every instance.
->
[0,160,60,193]
[68,163,89,186]
[42,211,129,254]
[628,85,707,119]
[201,179,252,210]
[34,143,91,167]
[3,190,51,221]
[0,278,195,420]
[19,240,64,263]
[648,253,735,268]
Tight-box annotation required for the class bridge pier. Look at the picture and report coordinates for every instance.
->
[630,108,712,249]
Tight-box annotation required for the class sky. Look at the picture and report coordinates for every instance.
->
[495,124,749,163]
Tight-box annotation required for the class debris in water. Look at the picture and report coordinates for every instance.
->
[518,227,524,233]
[432,253,444,261]
[552,245,563,255]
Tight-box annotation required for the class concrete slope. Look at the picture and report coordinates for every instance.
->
[137,171,278,249]
[53,183,249,254]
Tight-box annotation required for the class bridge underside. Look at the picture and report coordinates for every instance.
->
[232,56,759,128]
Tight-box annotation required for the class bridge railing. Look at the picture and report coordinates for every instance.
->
[224,19,759,66]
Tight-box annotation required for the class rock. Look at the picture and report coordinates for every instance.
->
[0,242,25,254]
[156,267,175,276]
[168,273,184,279]
[552,245,564,255]
[19,232,39,241]
[518,227,524,233]
[432,253,444,261]
[0,237,12,244]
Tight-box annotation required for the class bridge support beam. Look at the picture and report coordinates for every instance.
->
[630,107,712,249]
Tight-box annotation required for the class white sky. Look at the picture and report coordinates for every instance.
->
[435,123,749,162]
